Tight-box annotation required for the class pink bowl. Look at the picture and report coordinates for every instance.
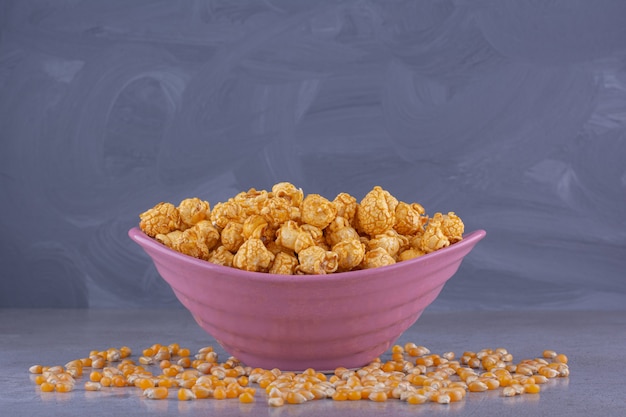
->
[129,227,486,371]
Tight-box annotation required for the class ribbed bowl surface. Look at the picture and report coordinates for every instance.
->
[129,228,486,371]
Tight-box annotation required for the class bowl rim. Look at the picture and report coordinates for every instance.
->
[128,227,486,283]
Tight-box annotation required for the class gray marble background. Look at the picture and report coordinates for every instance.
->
[1,0,624,310]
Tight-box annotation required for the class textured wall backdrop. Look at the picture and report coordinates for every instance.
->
[1,0,625,309]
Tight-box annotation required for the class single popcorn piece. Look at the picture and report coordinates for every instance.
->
[139,202,182,237]
[178,198,211,228]
[300,224,328,250]
[220,221,245,253]
[398,248,426,262]
[441,212,464,243]
[177,220,220,260]
[419,213,450,253]
[208,245,234,267]
[332,192,358,223]
[233,188,269,217]
[272,182,304,207]
[275,220,315,253]
[332,239,366,272]
[155,230,183,250]
[300,193,337,229]
[242,215,269,240]
[233,238,275,272]
[261,196,299,228]
[296,246,339,274]
[367,230,408,259]
[361,247,396,269]
[325,216,360,248]
[394,202,427,236]
[356,186,398,236]
[210,200,243,229]
[268,251,299,275]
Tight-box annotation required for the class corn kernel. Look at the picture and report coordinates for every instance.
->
[268,396,285,407]
[177,388,196,401]
[55,382,74,393]
[239,391,255,403]
[144,386,169,400]
[100,376,112,387]
[40,382,55,392]
[502,386,517,397]
[84,381,102,391]
[468,381,488,392]
[213,386,227,400]
[555,353,568,364]
[523,383,541,394]
[29,365,43,374]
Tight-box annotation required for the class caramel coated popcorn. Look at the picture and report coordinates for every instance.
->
[138,184,465,275]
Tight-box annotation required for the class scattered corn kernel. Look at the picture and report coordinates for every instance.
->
[27,342,570,409]
[84,381,102,391]
[523,383,541,394]
[144,386,169,400]
[239,391,255,403]
[177,388,196,401]
[29,365,43,374]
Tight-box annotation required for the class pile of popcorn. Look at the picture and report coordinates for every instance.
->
[138,183,464,274]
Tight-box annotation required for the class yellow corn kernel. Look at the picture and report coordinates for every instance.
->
[157,377,177,388]
[106,348,121,362]
[502,386,517,397]
[177,388,196,401]
[142,347,155,357]
[467,357,481,369]
[482,378,500,390]
[286,391,308,404]
[468,381,488,392]
[162,366,179,377]
[55,382,74,393]
[34,375,46,385]
[111,375,127,387]
[538,366,559,378]
[441,387,465,402]
[542,350,557,359]
[554,353,568,364]
[332,390,348,401]
[89,371,102,382]
[177,357,192,368]
[40,382,55,392]
[213,386,227,400]
[368,390,388,402]
[144,386,169,400]
[119,346,132,358]
[29,365,43,374]
[406,393,428,404]
[523,383,541,394]
[138,356,154,366]
[91,357,106,369]
[84,381,102,391]
[347,390,362,401]
[135,378,154,390]
[191,385,212,399]
[225,387,240,399]
[431,392,451,404]
[268,396,285,407]
[100,376,112,387]
[239,391,255,403]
